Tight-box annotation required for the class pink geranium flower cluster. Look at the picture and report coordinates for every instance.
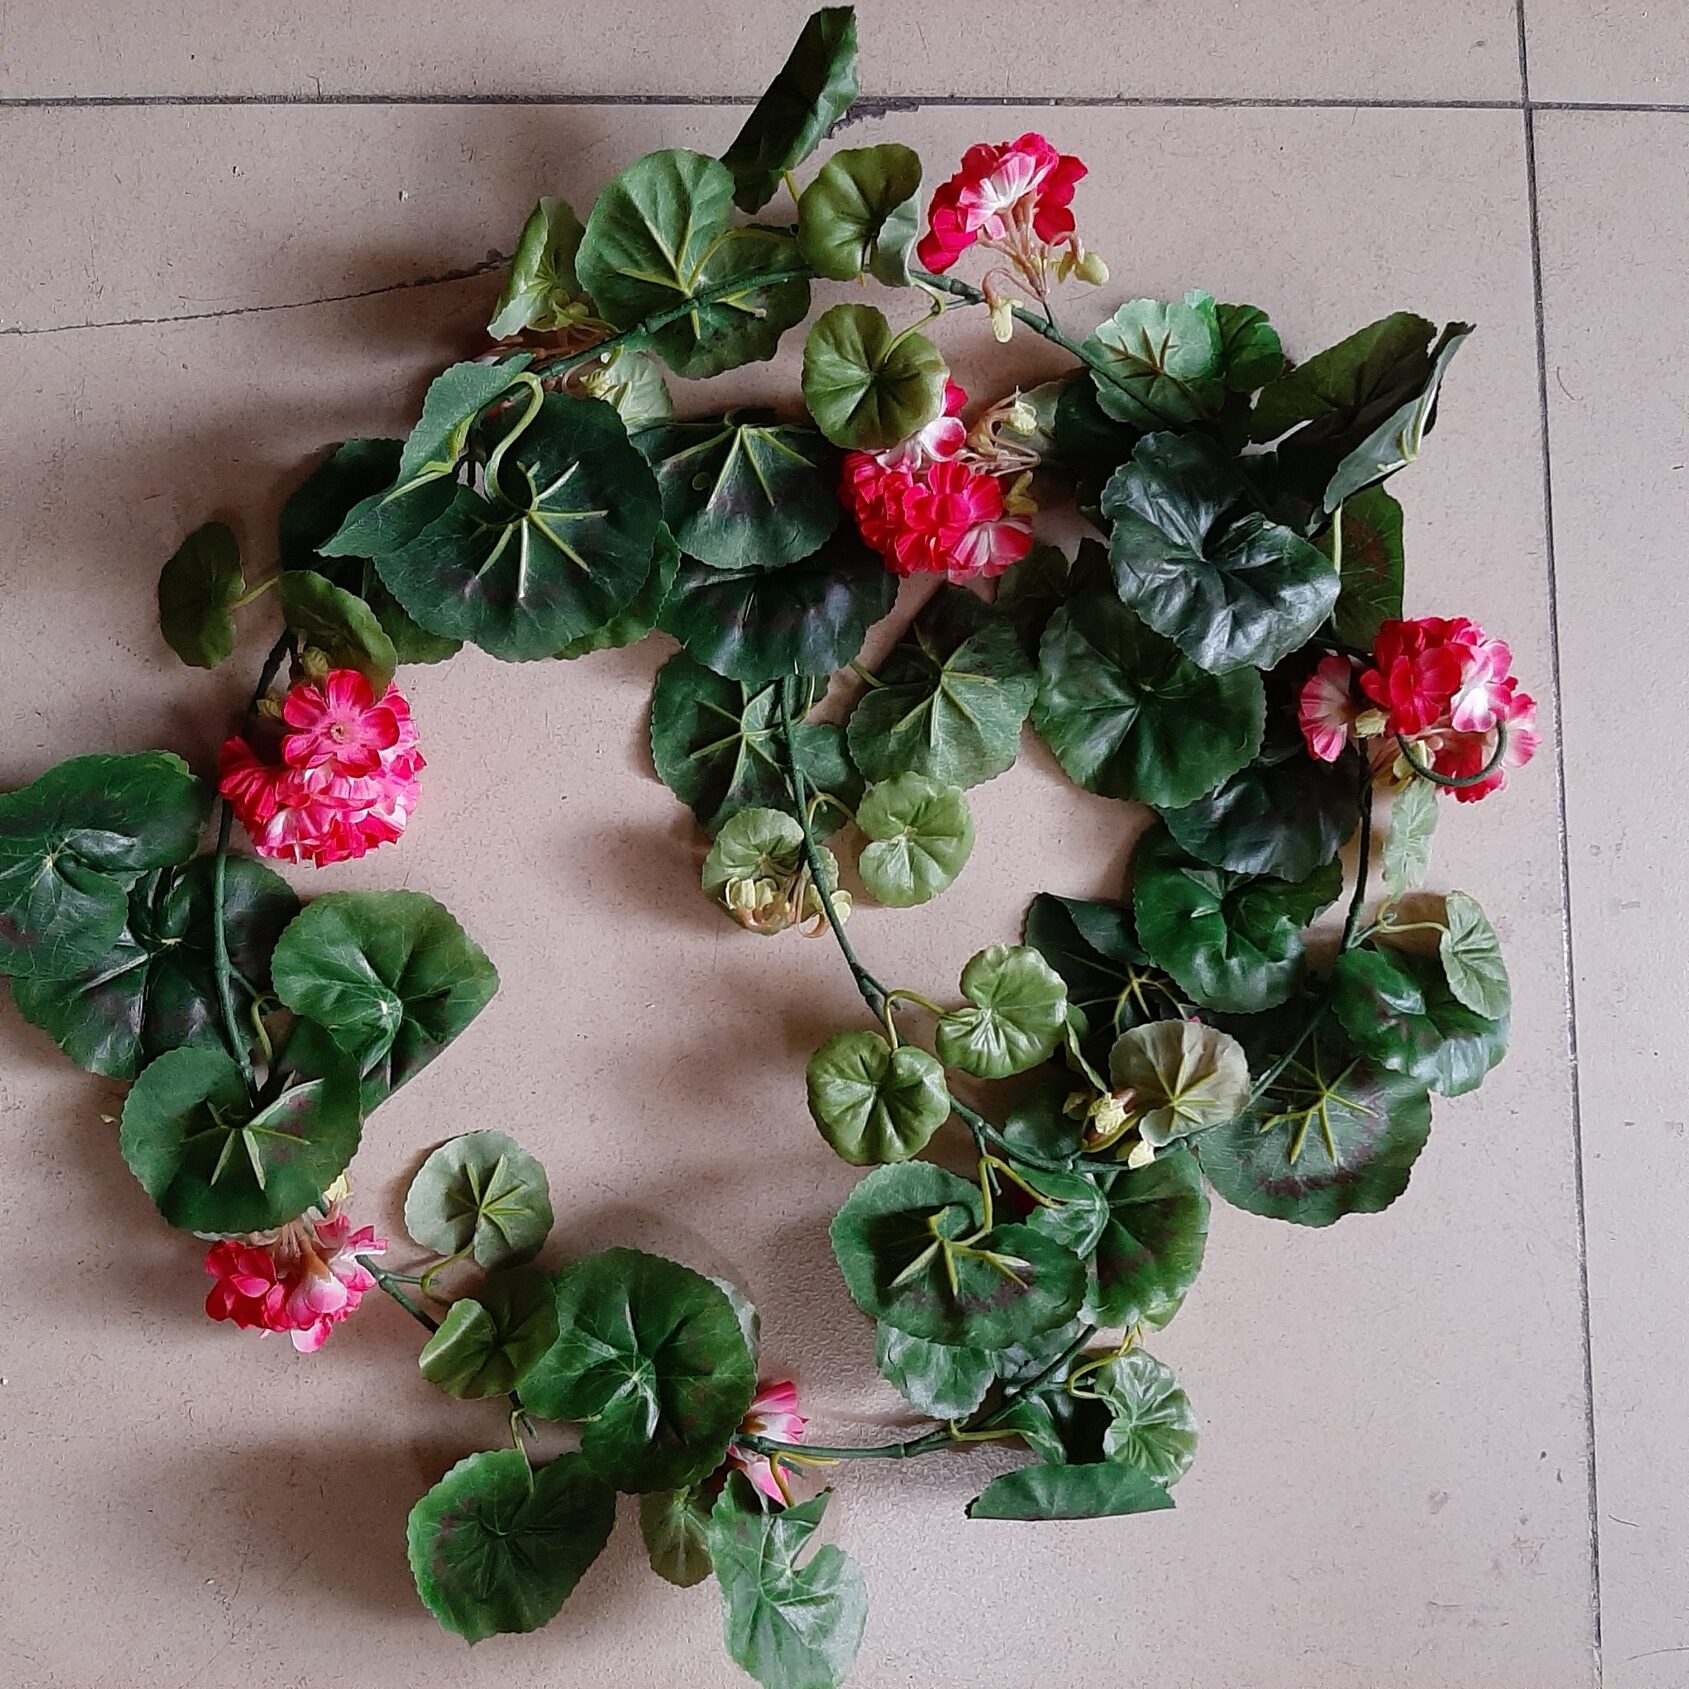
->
[1299,616,1538,802]
[220,668,423,866]
[916,133,1088,275]
[204,1200,386,1353]
[841,381,1035,584]
[725,1379,808,1503]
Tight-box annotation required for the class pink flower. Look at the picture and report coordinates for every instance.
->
[219,669,423,867]
[727,1380,808,1504]
[1433,689,1540,803]
[876,379,968,470]
[917,134,1087,274]
[205,1199,386,1353]
[1298,654,1359,762]
[1446,623,1516,733]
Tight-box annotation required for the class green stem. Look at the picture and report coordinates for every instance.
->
[1395,726,1509,790]
[361,1257,440,1332]
[1339,771,1375,953]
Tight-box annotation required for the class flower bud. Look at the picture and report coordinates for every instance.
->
[1002,471,1038,518]
[1005,396,1039,436]
[1354,708,1389,739]
[1124,1137,1157,1169]
[989,298,1015,343]
[1075,250,1109,287]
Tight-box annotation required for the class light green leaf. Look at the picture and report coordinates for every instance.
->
[489,197,588,339]
[874,1324,995,1420]
[158,522,244,668]
[418,1267,559,1399]
[1082,291,1224,429]
[1094,1349,1199,1484]
[934,943,1070,1079]
[966,1462,1174,1521]
[1439,891,1510,1019]
[640,1487,715,1588]
[576,347,675,428]
[855,773,973,907]
[1383,776,1439,898]
[396,358,534,491]
[274,568,397,689]
[798,143,922,285]
[802,303,947,451]
[1107,1019,1251,1147]
[805,1029,951,1165]
[702,806,840,931]
[404,1130,554,1269]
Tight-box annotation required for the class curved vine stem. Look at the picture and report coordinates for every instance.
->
[1395,725,1509,790]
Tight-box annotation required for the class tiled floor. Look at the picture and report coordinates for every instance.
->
[0,4,1681,1686]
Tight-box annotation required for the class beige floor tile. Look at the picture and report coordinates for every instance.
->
[1526,2,1689,105]
[0,102,1591,1686]
[0,0,1522,102]
[1535,109,1689,1689]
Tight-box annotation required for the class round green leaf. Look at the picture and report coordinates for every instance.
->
[577,346,675,429]
[0,752,209,981]
[1330,944,1509,1097]
[1033,595,1264,807]
[1095,1349,1199,1484]
[11,855,297,1079]
[701,806,840,929]
[997,1068,1089,1164]
[271,890,499,1106]
[407,1449,614,1643]
[521,1248,758,1492]
[874,1324,996,1420]
[404,1130,554,1269]
[829,1162,1085,1348]
[376,394,662,661]
[1107,1019,1252,1147]
[1019,1164,1112,1257]
[659,534,895,685]
[274,568,397,689]
[1216,301,1285,392]
[1439,891,1511,1019]
[419,1268,560,1399]
[1103,432,1338,673]
[856,773,973,908]
[802,302,947,450]
[1195,1019,1434,1224]
[633,414,840,572]
[805,1029,951,1165]
[119,1043,362,1233]
[935,943,1070,1079]
[639,1487,714,1589]
[710,1476,867,1689]
[1082,291,1224,429]
[555,521,680,659]
[1088,1150,1211,1329]
[488,196,587,339]
[576,149,811,378]
[966,1462,1173,1521]
[391,359,536,491]
[158,522,244,668]
[848,587,1037,789]
[798,143,921,284]
[1133,825,1342,1014]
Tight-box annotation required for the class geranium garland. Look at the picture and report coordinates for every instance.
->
[3,10,1536,1686]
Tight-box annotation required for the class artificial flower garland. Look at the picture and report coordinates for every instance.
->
[2,11,1532,1687]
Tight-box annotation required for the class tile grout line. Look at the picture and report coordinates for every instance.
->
[1515,4,1603,1685]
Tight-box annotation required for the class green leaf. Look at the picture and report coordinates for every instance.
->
[1196,1019,1434,1224]
[376,394,662,661]
[830,1162,1085,1347]
[1051,375,1144,484]
[847,586,1037,789]
[488,197,588,339]
[995,1069,1089,1164]
[396,359,534,492]
[802,303,947,451]
[855,773,973,907]
[805,1029,951,1165]
[1331,944,1509,1097]
[555,521,681,659]
[1322,484,1405,647]
[270,890,499,1106]
[1383,776,1439,898]
[659,534,895,685]
[1088,1151,1210,1328]
[1134,826,1342,1014]
[710,1475,867,1689]
[577,149,811,378]
[966,1462,1173,1521]
[934,943,1070,1079]
[1033,595,1265,807]
[1216,302,1285,392]
[1022,892,1177,1058]
[119,1043,362,1232]
[404,1130,554,1269]
[522,1248,758,1491]
[993,542,1085,659]
[418,1268,560,1399]
[1439,891,1510,1018]
[11,855,297,1079]
[1018,1165,1111,1257]
[1102,433,1338,673]
[874,1324,996,1419]
[0,753,209,981]
[407,1449,614,1643]
[576,347,675,429]
[649,655,859,835]
[633,414,840,572]
[1094,1349,1198,1483]
[719,6,860,213]
[702,806,840,931]
[1162,736,1363,884]
[158,522,244,668]
[1082,291,1224,429]
[1108,1019,1251,1148]
[639,1487,715,1588]
[798,144,922,285]
[274,568,397,689]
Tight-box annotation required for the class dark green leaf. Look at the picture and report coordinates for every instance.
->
[489,197,588,339]
[934,943,1070,1079]
[1082,292,1224,429]
[874,1324,996,1419]
[719,6,859,213]
[555,521,680,659]
[855,772,973,907]
[710,1475,867,1689]
[407,1449,614,1643]
[992,543,1080,659]
[158,522,244,668]
[1321,484,1404,647]
[521,1248,758,1491]
[0,753,209,980]
[404,1130,554,1268]
[806,1029,951,1165]
[798,143,921,285]
[418,1268,560,1399]
[802,303,947,451]
[639,1487,715,1588]
[996,1068,1089,1164]
[11,855,297,1079]
[1022,892,1179,1054]
[966,1462,1173,1521]
[274,569,397,689]
[1088,1151,1210,1328]
[271,890,498,1106]
[1033,595,1264,807]
[395,359,534,490]
[1216,302,1285,393]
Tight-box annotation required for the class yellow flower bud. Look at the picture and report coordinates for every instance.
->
[989,298,1015,343]
[1075,250,1110,287]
